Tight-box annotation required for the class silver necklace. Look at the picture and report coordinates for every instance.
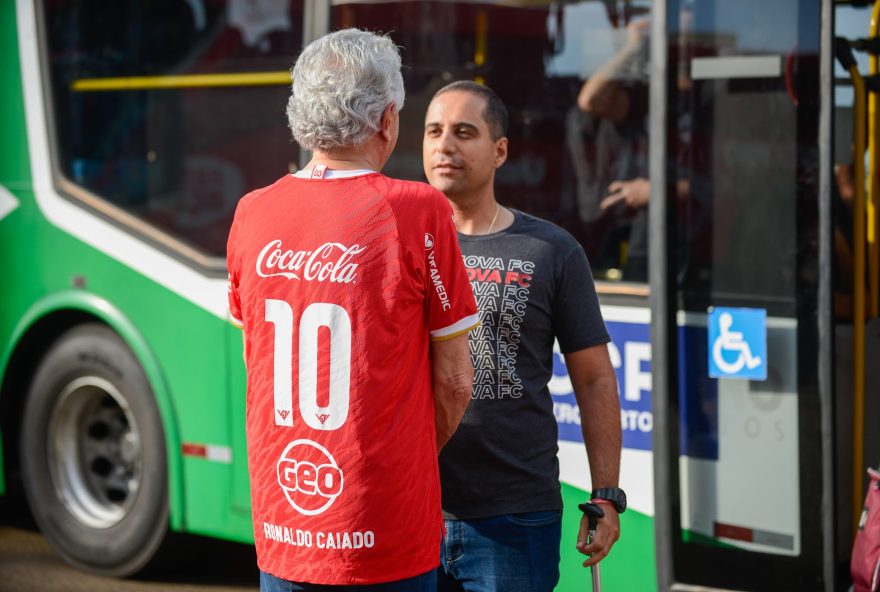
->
[485,204,501,235]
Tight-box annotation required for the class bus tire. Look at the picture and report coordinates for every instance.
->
[19,323,170,577]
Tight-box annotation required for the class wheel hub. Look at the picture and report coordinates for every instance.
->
[47,377,142,529]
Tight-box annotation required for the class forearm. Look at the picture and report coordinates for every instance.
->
[431,333,474,449]
[577,374,622,488]
[577,42,642,115]
[433,376,471,449]
[566,346,623,562]
[565,346,622,489]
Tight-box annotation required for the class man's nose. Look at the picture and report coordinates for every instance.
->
[435,130,455,154]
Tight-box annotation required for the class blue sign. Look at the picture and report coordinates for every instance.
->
[679,325,719,460]
[708,307,767,381]
[552,320,652,451]
[552,316,724,458]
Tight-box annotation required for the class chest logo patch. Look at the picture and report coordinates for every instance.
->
[276,439,344,515]
[257,240,366,283]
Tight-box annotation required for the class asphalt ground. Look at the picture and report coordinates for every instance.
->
[0,489,260,592]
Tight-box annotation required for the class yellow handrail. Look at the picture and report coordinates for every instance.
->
[474,9,488,86]
[72,71,292,92]
[870,1,880,317]
[851,60,867,535]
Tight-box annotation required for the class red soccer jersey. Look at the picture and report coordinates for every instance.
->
[227,172,478,584]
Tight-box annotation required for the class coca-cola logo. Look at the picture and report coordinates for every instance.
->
[256,240,366,283]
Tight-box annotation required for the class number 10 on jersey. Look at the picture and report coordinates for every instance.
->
[265,299,351,430]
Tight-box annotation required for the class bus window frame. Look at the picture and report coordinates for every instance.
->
[33,0,310,276]
[596,282,650,298]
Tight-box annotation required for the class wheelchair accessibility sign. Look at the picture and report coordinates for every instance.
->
[708,307,767,380]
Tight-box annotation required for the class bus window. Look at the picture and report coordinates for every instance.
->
[43,0,304,259]
[332,0,651,283]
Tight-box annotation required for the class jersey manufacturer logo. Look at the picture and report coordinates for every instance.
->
[276,439,344,516]
[256,240,366,283]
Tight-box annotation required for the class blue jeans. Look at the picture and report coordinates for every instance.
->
[260,569,437,591]
[437,511,562,592]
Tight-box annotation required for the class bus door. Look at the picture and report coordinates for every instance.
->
[650,0,834,590]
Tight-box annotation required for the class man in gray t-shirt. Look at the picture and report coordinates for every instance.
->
[423,81,623,591]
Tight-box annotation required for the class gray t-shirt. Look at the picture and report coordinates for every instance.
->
[439,210,610,519]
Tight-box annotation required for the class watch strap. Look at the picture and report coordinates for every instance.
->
[590,487,627,513]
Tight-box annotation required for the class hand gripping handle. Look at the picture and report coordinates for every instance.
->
[578,502,605,533]
[579,502,605,591]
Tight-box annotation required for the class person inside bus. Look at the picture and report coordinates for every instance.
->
[423,80,623,592]
[567,17,650,282]
[227,29,478,592]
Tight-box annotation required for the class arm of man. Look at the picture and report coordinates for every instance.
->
[431,332,474,450]
[577,20,649,122]
[577,69,630,122]
[566,344,622,567]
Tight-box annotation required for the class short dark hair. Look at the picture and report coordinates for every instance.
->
[432,80,508,140]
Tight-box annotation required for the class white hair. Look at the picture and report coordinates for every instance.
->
[286,29,405,152]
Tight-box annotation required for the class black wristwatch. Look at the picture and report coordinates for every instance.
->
[591,487,627,514]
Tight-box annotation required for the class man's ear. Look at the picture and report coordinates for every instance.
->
[380,103,396,141]
[494,137,509,168]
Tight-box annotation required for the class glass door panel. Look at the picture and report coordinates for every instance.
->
[663,0,823,588]
[330,0,653,284]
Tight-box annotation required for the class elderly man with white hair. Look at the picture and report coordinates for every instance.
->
[226,29,479,591]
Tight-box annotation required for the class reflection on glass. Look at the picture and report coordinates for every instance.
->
[45,0,303,257]
[669,0,820,561]
[332,0,651,283]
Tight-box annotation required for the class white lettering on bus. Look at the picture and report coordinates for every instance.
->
[553,402,653,435]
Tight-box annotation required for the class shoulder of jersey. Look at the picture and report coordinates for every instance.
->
[382,177,449,211]
[237,174,293,211]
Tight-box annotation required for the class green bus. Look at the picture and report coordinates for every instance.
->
[0,0,875,589]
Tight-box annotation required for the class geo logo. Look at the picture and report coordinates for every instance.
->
[276,439,344,516]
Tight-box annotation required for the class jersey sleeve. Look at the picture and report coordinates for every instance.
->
[552,245,611,352]
[226,199,245,328]
[425,196,479,341]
